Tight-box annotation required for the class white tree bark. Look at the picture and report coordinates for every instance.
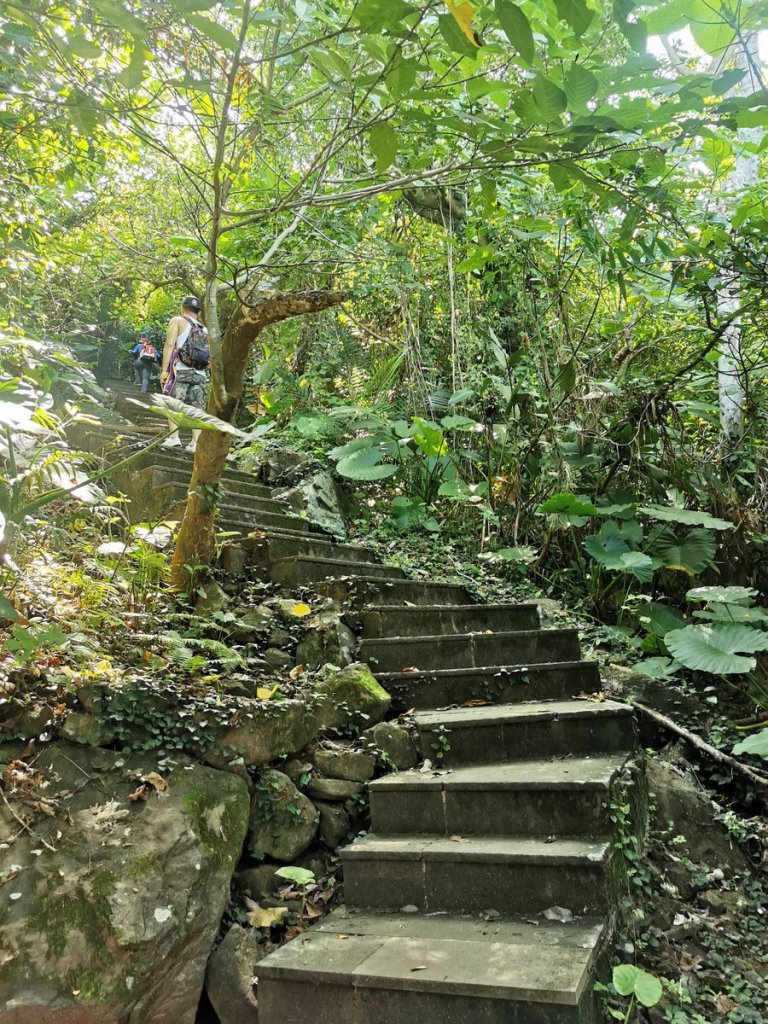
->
[716,38,761,443]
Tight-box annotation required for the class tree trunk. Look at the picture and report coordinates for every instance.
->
[170,289,346,589]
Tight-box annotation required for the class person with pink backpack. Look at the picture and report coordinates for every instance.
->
[160,296,210,452]
[131,335,160,393]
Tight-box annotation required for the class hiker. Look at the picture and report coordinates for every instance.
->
[160,295,210,452]
[131,336,160,393]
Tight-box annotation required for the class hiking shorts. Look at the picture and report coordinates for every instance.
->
[173,367,208,410]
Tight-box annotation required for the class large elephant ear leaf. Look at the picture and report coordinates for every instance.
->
[665,624,768,675]
[686,585,758,606]
[640,505,733,531]
[732,729,768,760]
[648,527,716,575]
[138,396,251,438]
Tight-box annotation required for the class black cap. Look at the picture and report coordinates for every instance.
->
[181,295,202,312]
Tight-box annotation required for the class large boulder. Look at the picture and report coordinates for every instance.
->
[248,769,319,863]
[310,746,375,782]
[0,741,250,1024]
[647,756,748,872]
[275,471,352,538]
[296,613,355,671]
[207,699,319,770]
[362,721,419,770]
[204,925,262,1024]
[313,663,391,733]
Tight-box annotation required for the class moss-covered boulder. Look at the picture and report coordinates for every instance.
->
[247,770,318,862]
[206,698,319,770]
[296,613,355,671]
[0,741,250,1023]
[362,721,419,770]
[313,663,391,732]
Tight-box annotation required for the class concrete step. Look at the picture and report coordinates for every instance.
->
[369,754,631,837]
[359,629,581,673]
[378,661,603,711]
[162,479,288,517]
[316,576,473,608]
[214,508,315,536]
[354,603,541,638]
[257,908,605,1024]
[148,462,273,499]
[341,834,614,915]
[415,700,635,766]
[270,556,406,588]
[225,532,379,569]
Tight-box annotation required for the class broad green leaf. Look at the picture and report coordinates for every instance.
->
[275,865,316,886]
[0,593,20,621]
[687,0,736,56]
[492,545,537,563]
[564,64,598,112]
[391,496,438,531]
[144,396,251,438]
[438,12,480,56]
[554,0,594,36]
[665,624,768,675]
[494,0,534,63]
[556,360,576,393]
[632,657,681,678]
[732,729,768,760]
[693,603,768,624]
[441,414,479,430]
[386,53,419,97]
[532,75,567,120]
[638,602,686,638]
[186,13,241,51]
[354,0,414,31]
[368,122,398,171]
[64,32,102,59]
[649,527,716,575]
[117,46,147,90]
[612,965,663,1007]
[446,0,480,48]
[686,585,757,606]
[539,493,597,517]
[337,446,399,480]
[639,505,733,531]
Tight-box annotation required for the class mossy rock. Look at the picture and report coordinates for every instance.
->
[313,663,391,733]
[0,741,250,1022]
[248,769,319,863]
[206,698,319,770]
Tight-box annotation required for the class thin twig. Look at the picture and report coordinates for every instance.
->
[0,788,57,852]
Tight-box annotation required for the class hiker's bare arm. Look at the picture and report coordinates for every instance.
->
[162,317,184,377]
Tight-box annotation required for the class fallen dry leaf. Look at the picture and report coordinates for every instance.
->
[715,993,738,1015]
[248,905,289,929]
[289,665,305,680]
[129,787,149,803]
[143,772,167,792]
[577,690,606,703]
[401,666,420,673]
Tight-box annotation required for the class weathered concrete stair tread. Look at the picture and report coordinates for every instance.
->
[316,576,473,607]
[358,603,541,637]
[368,754,630,836]
[343,833,610,865]
[415,699,630,732]
[378,661,602,709]
[360,628,581,671]
[258,908,604,1004]
[270,555,406,585]
[372,754,629,794]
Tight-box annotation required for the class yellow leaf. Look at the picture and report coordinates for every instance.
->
[256,684,279,700]
[291,602,312,617]
[446,0,479,46]
[143,772,167,792]
[248,905,288,928]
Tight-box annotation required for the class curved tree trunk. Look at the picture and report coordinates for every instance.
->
[170,289,346,589]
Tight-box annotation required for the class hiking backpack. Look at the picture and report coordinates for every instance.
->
[138,340,157,365]
[178,317,210,371]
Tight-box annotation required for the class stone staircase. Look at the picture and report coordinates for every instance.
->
[73,401,642,1024]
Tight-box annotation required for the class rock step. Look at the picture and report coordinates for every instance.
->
[226,533,379,569]
[315,576,473,608]
[270,556,406,587]
[378,661,602,711]
[354,603,541,638]
[415,700,635,766]
[258,909,605,1024]
[369,754,631,837]
[341,834,614,915]
[215,510,316,537]
[359,629,581,673]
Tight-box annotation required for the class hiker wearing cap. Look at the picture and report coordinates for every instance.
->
[160,296,210,452]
